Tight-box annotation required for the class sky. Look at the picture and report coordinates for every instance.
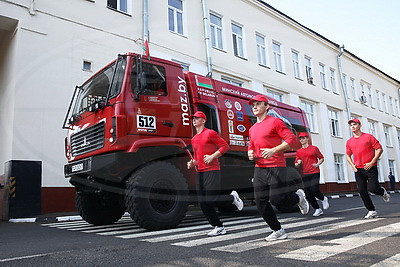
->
[264,0,400,80]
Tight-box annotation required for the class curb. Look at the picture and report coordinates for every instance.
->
[8,191,399,223]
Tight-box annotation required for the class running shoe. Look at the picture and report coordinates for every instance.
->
[313,208,324,217]
[381,187,390,202]
[265,228,287,242]
[230,190,244,211]
[296,189,310,214]
[364,210,378,219]
[208,226,226,237]
[322,196,330,210]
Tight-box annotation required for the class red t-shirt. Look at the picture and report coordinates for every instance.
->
[346,132,382,168]
[191,128,229,172]
[248,116,299,167]
[295,145,324,174]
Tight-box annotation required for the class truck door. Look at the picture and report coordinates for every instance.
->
[127,58,192,139]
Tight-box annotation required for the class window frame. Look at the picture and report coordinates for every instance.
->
[384,125,392,147]
[334,154,345,182]
[221,76,243,87]
[210,12,224,50]
[319,63,327,89]
[305,56,313,84]
[168,0,184,35]
[272,41,283,73]
[330,68,338,93]
[231,22,245,58]
[300,100,318,133]
[107,0,132,14]
[328,108,341,137]
[291,50,301,79]
[256,33,268,67]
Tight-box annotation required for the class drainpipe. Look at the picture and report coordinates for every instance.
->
[143,0,149,48]
[201,0,213,77]
[337,44,351,121]
[29,0,36,15]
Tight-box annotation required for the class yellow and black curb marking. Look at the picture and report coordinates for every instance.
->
[8,176,16,198]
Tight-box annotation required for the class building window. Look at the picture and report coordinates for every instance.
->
[334,154,345,181]
[376,90,382,111]
[301,101,317,133]
[272,41,283,72]
[319,63,327,89]
[389,96,394,115]
[256,34,267,66]
[266,89,283,102]
[350,78,357,101]
[107,0,130,13]
[291,50,301,79]
[368,86,374,108]
[328,108,341,137]
[305,56,313,84]
[389,160,395,176]
[330,68,337,93]
[168,0,184,35]
[221,76,243,87]
[384,125,392,147]
[342,74,349,99]
[397,129,400,147]
[210,13,223,50]
[172,59,190,71]
[395,99,400,117]
[382,92,388,113]
[231,23,244,58]
[368,120,376,136]
[82,60,92,71]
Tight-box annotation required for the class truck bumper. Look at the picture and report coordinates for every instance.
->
[64,152,137,183]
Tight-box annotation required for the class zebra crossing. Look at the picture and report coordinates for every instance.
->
[41,213,400,264]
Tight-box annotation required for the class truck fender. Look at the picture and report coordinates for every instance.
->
[127,137,189,155]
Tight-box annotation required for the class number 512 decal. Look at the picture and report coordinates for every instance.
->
[137,115,156,130]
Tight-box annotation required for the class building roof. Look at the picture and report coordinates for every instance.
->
[257,0,400,84]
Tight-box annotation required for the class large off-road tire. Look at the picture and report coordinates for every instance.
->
[275,167,302,213]
[125,161,189,230]
[76,192,125,225]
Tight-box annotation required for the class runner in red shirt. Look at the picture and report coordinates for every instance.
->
[295,132,329,217]
[247,95,309,242]
[187,111,243,236]
[346,118,390,219]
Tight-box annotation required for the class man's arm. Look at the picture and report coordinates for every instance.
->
[261,141,290,159]
[364,148,383,170]
[346,154,357,172]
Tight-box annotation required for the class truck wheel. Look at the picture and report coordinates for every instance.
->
[76,192,125,225]
[126,161,189,230]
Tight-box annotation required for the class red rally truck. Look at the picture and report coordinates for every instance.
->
[63,53,310,230]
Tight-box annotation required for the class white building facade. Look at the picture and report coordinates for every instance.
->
[1,0,399,213]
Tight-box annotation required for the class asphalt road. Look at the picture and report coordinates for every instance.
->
[0,193,399,266]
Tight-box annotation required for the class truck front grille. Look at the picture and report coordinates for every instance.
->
[71,122,105,157]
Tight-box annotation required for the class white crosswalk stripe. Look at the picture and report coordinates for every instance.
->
[370,253,400,267]
[41,212,399,265]
[212,218,383,253]
[276,222,400,262]
[172,217,339,248]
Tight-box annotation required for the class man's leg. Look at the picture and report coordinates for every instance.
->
[355,169,375,211]
[253,167,281,231]
[197,172,223,227]
[303,173,320,209]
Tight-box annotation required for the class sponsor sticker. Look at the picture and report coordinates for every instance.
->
[229,134,244,140]
[227,110,234,120]
[237,124,246,132]
[225,99,232,109]
[236,111,243,121]
[137,115,156,132]
[228,120,234,133]
[230,140,245,146]
[234,101,242,111]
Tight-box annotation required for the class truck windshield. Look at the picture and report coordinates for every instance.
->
[72,57,126,116]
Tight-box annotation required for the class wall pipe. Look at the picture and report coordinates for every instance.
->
[201,0,213,77]
[337,44,351,121]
